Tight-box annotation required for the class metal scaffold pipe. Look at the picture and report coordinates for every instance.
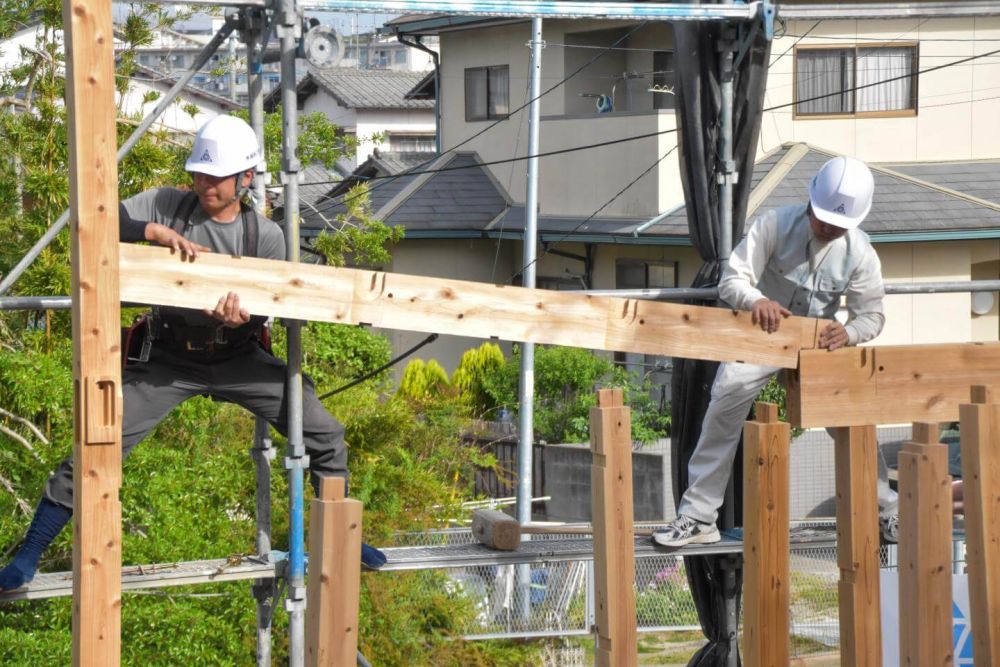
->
[0,16,239,296]
[298,0,760,20]
[516,16,543,621]
[277,0,308,662]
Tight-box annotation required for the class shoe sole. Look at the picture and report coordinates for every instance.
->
[653,531,722,548]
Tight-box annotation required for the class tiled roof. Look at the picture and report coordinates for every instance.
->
[307,67,435,110]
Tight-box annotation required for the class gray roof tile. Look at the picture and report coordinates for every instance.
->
[307,67,434,110]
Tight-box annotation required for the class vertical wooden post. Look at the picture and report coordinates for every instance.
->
[62,0,122,663]
[743,402,790,667]
[958,386,1000,665]
[898,422,953,667]
[833,425,882,667]
[590,388,637,667]
[306,476,362,667]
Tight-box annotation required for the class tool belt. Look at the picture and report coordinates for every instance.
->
[122,312,263,366]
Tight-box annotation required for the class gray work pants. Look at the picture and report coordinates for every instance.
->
[44,345,347,510]
[677,361,897,524]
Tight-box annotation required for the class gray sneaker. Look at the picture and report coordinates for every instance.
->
[653,515,721,548]
[880,512,899,544]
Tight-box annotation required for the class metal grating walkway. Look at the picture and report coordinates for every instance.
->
[0,527,839,601]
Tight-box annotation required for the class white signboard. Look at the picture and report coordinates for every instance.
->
[879,570,974,666]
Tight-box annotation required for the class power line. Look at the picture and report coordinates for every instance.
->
[304,21,650,222]
[295,41,1000,228]
[509,145,679,283]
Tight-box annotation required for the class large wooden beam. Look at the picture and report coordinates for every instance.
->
[743,402,790,667]
[63,0,123,663]
[590,389,637,667]
[958,386,1000,665]
[119,244,823,369]
[787,343,1000,427]
[898,423,952,667]
[833,426,882,667]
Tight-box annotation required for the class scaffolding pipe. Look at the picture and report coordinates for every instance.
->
[251,417,276,667]
[277,0,307,663]
[0,16,239,297]
[516,16,543,621]
[298,0,761,20]
[6,281,1000,312]
[245,9,269,214]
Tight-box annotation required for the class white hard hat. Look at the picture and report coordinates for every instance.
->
[185,115,261,177]
[808,156,874,230]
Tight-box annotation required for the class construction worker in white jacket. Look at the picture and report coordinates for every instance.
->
[655,155,899,548]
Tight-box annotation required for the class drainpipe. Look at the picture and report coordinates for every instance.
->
[396,33,441,154]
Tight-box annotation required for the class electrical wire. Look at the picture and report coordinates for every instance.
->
[302,22,650,221]
[510,145,679,283]
[317,333,439,400]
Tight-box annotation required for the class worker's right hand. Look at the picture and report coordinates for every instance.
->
[751,298,791,334]
[144,222,211,260]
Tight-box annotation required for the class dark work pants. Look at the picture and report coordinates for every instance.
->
[44,344,347,510]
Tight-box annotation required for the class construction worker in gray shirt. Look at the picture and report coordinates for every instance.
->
[0,116,384,593]
[654,156,899,548]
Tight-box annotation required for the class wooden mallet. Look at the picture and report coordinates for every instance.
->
[471,509,654,551]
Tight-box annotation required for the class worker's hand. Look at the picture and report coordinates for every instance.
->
[750,298,791,334]
[144,222,211,260]
[818,321,850,351]
[204,292,251,328]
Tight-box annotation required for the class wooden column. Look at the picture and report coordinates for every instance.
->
[898,422,953,667]
[743,402,790,667]
[833,426,882,667]
[958,386,1000,665]
[590,389,637,667]
[306,477,362,667]
[62,0,123,663]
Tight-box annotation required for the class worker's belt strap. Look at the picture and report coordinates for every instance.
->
[153,314,261,355]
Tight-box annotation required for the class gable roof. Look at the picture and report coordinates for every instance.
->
[265,67,434,112]
[128,63,242,111]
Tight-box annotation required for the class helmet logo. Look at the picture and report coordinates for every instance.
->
[201,150,213,162]
[834,203,846,214]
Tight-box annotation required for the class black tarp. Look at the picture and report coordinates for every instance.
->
[669,15,772,667]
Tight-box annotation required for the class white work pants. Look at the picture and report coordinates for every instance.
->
[677,362,898,524]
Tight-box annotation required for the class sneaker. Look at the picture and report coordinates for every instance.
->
[652,515,721,548]
[879,512,899,544]
[361,542,387,571]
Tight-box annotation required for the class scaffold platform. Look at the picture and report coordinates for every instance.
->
[0,526,839,602]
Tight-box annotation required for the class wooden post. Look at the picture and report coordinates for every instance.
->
[898,422,953,667]
[743,402,790,667]
[833,426,882,667]
[958,386,1000,665]
[590,389,637,667]
[305,476,362,667]
[62,0,123,662]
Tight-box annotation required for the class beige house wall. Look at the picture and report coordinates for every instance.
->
[760,17,1000,161]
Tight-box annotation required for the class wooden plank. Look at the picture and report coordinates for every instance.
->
[119,244,823,369]
[306,476,362,667]
[742,402,790,667]
[62,0,123,663]
[898,426,952,667]
[590,389,637,667]
[833,426,882,667]
[958,387,1000,666]
[789,343,1000,427]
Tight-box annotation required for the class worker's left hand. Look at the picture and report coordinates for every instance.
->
[205,291,251,328]
[818,321,849,351]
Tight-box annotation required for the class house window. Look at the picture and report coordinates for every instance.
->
[393,50,407,65]
[388,134,437,152]
[613,259,677,368]
[794,44,918,117]
[465,65,509,121]
[652,51,676,111]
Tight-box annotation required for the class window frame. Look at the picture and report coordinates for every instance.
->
[792,42,919,120]
[465,65,510,122]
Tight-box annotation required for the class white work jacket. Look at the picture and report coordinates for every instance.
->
[718,203,885,346]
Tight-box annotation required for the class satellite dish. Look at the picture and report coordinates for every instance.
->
[303,25,344,69]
